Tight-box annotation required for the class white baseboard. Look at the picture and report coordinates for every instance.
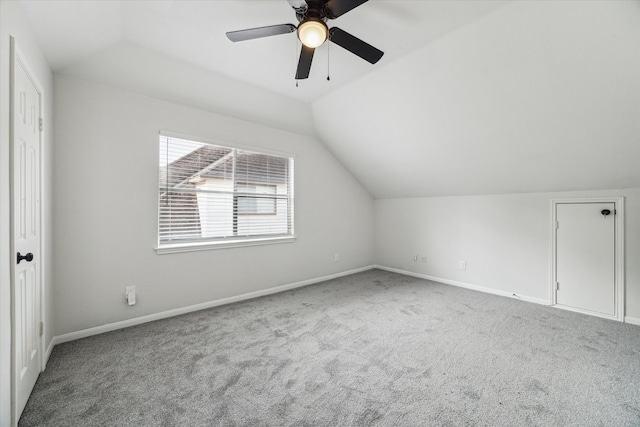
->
[43,338,55,369]
[44,265,638,355]
[51,265,376,347]
[625,316,640,326]
[374,264,549,306]
[552,303,622,322]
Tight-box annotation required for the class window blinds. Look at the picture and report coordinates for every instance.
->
[159,135,294,245]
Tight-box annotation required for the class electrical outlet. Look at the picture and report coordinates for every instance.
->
[421,255,427,263]
[412,254,418,262]
[125,286,136,306]
[334,253,340,262]
[459,260,466,270]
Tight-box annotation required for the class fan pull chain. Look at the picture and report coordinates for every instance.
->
[295,37,299,88]
[327,36,331,81]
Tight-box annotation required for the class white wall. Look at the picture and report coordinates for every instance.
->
[0,2,54,425]
[375,189,640,318]
[58,42,318,137]
[53,74,374,336]
[313,0,640,198]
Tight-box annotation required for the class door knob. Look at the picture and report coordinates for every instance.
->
[17,252,33,264]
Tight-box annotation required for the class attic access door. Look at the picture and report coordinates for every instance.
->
[551,198,624,321]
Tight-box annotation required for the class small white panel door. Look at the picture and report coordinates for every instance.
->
[556,203,615,316]
[13,56,42,419]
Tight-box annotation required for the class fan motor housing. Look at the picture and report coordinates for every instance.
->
[295,0,331,22]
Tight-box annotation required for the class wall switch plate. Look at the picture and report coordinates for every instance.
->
[334,253,340,262]
[421,255,427,263]
[125,286,136,306]
[459,261,466,270]
[412,254,418,262]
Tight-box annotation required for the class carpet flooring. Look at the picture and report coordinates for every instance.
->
[19,269,640,426]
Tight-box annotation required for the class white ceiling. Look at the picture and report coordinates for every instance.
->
[19,0,508,103]
[313,0,640,198]
[17,0,640,198]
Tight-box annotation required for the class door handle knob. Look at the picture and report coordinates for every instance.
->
[17,252,33,264]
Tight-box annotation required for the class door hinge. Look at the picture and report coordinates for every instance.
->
[39,118,43,132]
[556,282,560,291]
[555,221,559,230]
[39,322,44,337]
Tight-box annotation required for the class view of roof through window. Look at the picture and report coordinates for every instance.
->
[158,135,293,247]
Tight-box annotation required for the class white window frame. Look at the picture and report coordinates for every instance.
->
[156,131,295,254]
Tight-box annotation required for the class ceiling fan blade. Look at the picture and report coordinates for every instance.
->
[325,0,369,18]
[287,0,307,12]
[329,27,383,64]
[226,24,296,42]
[295,45,315,80]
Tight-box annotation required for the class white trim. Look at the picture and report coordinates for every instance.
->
[156,236,296,254]
[374,265,549,305]
[549,198,556,307]
[554,303,621,322]
[51,265,376,346]
[550,197,625,322]
[624,316,640,326]
[43,340,54,369]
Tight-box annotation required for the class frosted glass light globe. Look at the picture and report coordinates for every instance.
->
[298,20,327,48]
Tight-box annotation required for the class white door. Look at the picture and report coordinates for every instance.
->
[555,202,615,316]
[12,52,42,419]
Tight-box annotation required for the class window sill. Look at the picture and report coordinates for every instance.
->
[155,236,296,254]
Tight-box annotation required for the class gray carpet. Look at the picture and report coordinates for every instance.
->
[19,269,640,426]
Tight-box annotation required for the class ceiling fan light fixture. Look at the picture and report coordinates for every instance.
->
[297,20,328,48]
[226,0,383,80]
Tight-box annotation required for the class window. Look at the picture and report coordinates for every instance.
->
[237,183,277,215]
[158,134,294,252]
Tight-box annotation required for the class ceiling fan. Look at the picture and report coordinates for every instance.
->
[226,0,384,80]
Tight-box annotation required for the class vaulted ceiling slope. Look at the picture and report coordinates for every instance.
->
[313,0,640,198]
[49,42,317,136]
[20,0,506,101]
[19,1,640,198]
[18,1,506,136]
